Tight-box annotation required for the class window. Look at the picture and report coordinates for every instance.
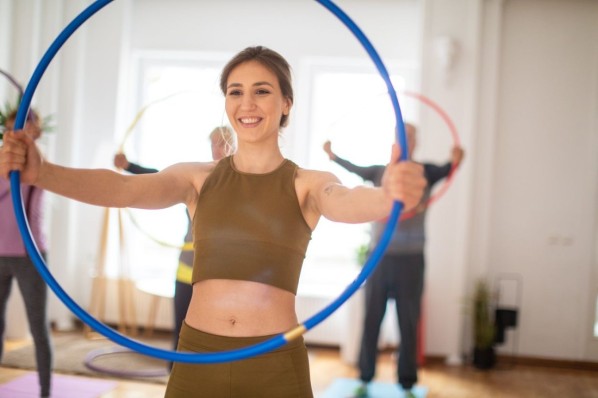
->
[111,53,420,289]
[298,59,420,287]
[109,53,230,282]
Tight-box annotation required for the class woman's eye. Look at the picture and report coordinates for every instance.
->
[256,89,270,95]
[227,90,242,96]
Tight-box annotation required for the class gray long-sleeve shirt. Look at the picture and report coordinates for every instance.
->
[332,156,451,254]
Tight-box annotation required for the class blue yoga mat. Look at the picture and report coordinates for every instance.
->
[320,378,428,398]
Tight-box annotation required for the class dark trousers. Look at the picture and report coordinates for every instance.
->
[170,280,193,370]
[173,280,193,350]
[358,252,424,390]
[0,256,52,397]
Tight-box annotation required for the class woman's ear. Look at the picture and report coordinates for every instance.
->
[283,97,292,116]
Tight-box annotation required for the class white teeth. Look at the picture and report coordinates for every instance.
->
[240,117,260,124]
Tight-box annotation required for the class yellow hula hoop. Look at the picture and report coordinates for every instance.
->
[117,90,193,152]
[117,91,195,251]
[123,208,193,251]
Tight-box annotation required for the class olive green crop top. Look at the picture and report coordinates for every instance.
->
[191,156,312,294]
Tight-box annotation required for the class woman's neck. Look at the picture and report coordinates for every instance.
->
[232,145,284,174]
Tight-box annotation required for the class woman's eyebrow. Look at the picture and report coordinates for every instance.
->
[226,81,274,90]
[253,81,274,88]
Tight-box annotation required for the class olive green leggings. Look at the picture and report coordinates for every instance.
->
[164,322,313,398]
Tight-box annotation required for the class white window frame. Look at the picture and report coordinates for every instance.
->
[294,57,421,291]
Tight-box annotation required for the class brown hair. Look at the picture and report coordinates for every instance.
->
[7,108,40,124]
[220,46,293,128]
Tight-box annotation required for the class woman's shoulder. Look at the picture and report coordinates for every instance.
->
[162,160,219,174]
[158,160,220,191]
[295,166,341,187]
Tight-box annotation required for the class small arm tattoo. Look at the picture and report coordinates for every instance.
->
[324,184,335,196]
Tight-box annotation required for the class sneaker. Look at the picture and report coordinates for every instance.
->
[354,382,368,398]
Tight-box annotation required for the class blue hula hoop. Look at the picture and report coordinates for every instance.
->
[10,0,407,363]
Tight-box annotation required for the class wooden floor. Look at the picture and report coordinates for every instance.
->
[2,333,598,397]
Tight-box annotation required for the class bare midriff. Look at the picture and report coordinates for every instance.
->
[185,279,299,337]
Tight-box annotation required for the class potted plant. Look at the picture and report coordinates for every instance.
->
[472,279,496,369]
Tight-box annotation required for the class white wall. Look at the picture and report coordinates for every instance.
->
[419,0,598,363]
[417,0,483,364]
[2,0,597,365]
[484,0,598,361]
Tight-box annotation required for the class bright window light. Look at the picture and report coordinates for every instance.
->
[113,56,228,282]
[300,64,420,286]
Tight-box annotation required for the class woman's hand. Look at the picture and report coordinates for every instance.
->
[451,146,465,167]
[0,130,43,184]
[381,144,426,212]
[113,153,130,170]
[322,140,336,161]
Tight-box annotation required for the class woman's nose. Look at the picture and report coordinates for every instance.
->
[240,93,256,109]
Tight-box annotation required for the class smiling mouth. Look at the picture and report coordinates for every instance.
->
[239,117,262,125]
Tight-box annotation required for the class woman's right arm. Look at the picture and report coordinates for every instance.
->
[0,130,202,210]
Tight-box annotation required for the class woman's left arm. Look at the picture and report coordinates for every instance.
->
[310,144,426,224]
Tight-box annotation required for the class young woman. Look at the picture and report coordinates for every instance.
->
[0,109,53,398]
[0,46,426,397]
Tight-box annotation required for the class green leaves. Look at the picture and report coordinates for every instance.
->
[0,99,54,133]
[473,279,495,349]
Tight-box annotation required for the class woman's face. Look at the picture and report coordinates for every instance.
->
[224,61,291,145]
